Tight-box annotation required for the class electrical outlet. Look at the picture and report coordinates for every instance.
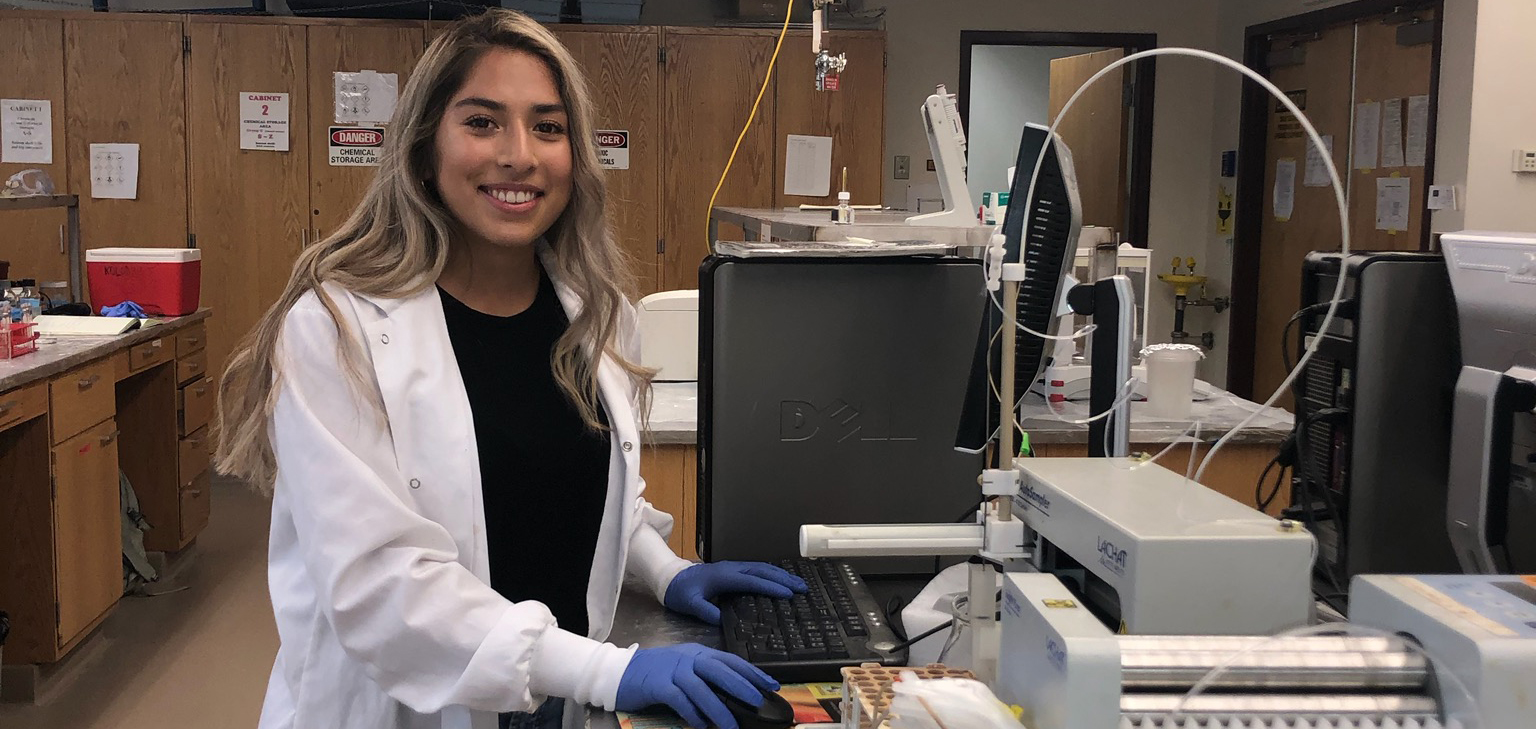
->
[1513,149,1536,173]
[894,155,910,180]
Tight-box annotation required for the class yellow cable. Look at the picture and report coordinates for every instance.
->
[703,0,794,252]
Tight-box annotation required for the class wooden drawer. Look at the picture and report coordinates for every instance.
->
[177,348,209,386]
[180,470,211,543]
[0,380,48,433]
[180,426,212,486]
[178,376,214,437]
[127,337,173,375]
[52,418,122,649]
[175,322,207,358]
[50,359,116,444]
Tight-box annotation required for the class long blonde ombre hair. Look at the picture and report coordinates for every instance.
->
[216,9,648,494]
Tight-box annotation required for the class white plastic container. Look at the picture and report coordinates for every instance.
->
[1142,343,1204,420]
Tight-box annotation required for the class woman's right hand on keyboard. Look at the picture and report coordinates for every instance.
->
[614,643,779,729]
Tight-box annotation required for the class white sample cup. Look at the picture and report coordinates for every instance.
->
[1143,344,1205,420]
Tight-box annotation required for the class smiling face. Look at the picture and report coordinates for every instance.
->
[431,47,574,252]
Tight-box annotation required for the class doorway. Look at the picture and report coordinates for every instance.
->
[1227,0,1444,402]
[958,31,1156,245]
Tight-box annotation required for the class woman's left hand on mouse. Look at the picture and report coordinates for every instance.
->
[663,561,808,625]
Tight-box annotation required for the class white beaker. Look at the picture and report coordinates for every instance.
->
[1142,343,1204,420]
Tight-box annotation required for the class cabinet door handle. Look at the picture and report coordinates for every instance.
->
[77,374,101,390]
[100,429,121,447]
[186,490,204,497]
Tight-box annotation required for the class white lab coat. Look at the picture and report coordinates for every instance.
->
[258,252,693,729]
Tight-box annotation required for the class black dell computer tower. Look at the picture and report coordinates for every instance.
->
[1290,252,1462,597]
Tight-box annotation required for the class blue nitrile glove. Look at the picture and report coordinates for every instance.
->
[663,561,808,625]
[614,643,779,729]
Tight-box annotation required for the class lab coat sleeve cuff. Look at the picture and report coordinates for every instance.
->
[629,525,695,604]
[527,628,636,710]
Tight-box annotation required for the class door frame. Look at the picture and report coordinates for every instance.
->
[1226,0,1444,397]
[957,30,1157,246]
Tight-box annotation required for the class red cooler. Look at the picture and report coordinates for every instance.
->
[86,248,203,316]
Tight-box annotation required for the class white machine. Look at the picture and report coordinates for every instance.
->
[906,85,974,228]
[637,290,698,382]
[996,571,1536,729]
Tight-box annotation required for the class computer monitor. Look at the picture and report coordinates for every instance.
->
[956,123,1083,459]
[1440,231,1536,574]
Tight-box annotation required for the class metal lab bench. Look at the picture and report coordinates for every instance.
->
[708,206,994,249]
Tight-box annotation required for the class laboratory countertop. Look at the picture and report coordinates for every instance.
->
[0,309,212,393]
[711,206,994,248]
[642,381,1293,447]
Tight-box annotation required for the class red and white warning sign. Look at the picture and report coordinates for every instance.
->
[594,129,629,170]
[328,126,384,167]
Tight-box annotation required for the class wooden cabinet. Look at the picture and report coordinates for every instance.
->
[127,336,172,375]
[0,16,71,285]
[63,17,187,251]
[554,27,663,296]
[49,359,114,445]
[51,418,122,652]
[0,381,49,433]
[187,20,311,385]
[305,23,425,237]
[660,30,778,291]
[639,444,699,561]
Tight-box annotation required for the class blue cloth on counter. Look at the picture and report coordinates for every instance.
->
[101,301,146,318]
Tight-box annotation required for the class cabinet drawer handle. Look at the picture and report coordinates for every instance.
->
[0,399,16,416]
[186,435,203,446]
[193,385,208,396]
[185,337,200,347]
[152,339,164,349]
[77,374,101,390]
[100,430,121,447]
[186,362,202,373]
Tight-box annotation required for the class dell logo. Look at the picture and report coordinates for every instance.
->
[780,400,917,443]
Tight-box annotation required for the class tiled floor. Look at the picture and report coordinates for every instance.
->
[1,477,278,729]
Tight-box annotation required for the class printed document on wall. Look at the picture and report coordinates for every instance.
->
[2,99,51,164]
[89,143,139,200]
[1354,101,1382,170]
[1304,135,1335,187]
[334,71,398,125]
[240,92,290,151]
[784,134,833,197]
[1406,95,1430,167]
[1380,99,1405,168]
[1274,158,1297,222]
[1376,177,1411,232]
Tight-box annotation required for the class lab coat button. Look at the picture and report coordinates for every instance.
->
[409,478,421,489]
[380,333,390,344]
[622,441,633,452]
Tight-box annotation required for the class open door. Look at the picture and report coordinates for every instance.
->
[1237,6,1440,404]
[1049,48,1129,232]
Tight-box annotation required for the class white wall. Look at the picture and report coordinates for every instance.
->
[1460,0,1536,230]
[965,44,1099,206]
[880,0,1224,371]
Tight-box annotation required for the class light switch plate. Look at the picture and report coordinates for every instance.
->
[894,155,910,180]
[1513,149,1536,173]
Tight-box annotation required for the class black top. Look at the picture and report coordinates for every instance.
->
[439,273,610,637]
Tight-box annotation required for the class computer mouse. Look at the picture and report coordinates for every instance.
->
[717,686,795,729]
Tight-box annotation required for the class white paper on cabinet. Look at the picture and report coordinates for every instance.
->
[1304,135,1335,187]
[89,143,139,200]
[240,92,290,151]
[1406,95,1430,167]
[1376,177,1411,232]
[2,99,52,164]
[783,134,833,197]
[334,71,398,125]
[1354,101,1382,170]
[1381,99,1405,168]
[1274,158,1297,221]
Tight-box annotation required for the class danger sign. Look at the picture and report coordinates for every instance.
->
[329,126,384,166]
[594,129,629,170]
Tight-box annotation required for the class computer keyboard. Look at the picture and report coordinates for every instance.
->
[719,559,908,683]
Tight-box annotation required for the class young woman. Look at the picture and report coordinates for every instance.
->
[216,10,803,729]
